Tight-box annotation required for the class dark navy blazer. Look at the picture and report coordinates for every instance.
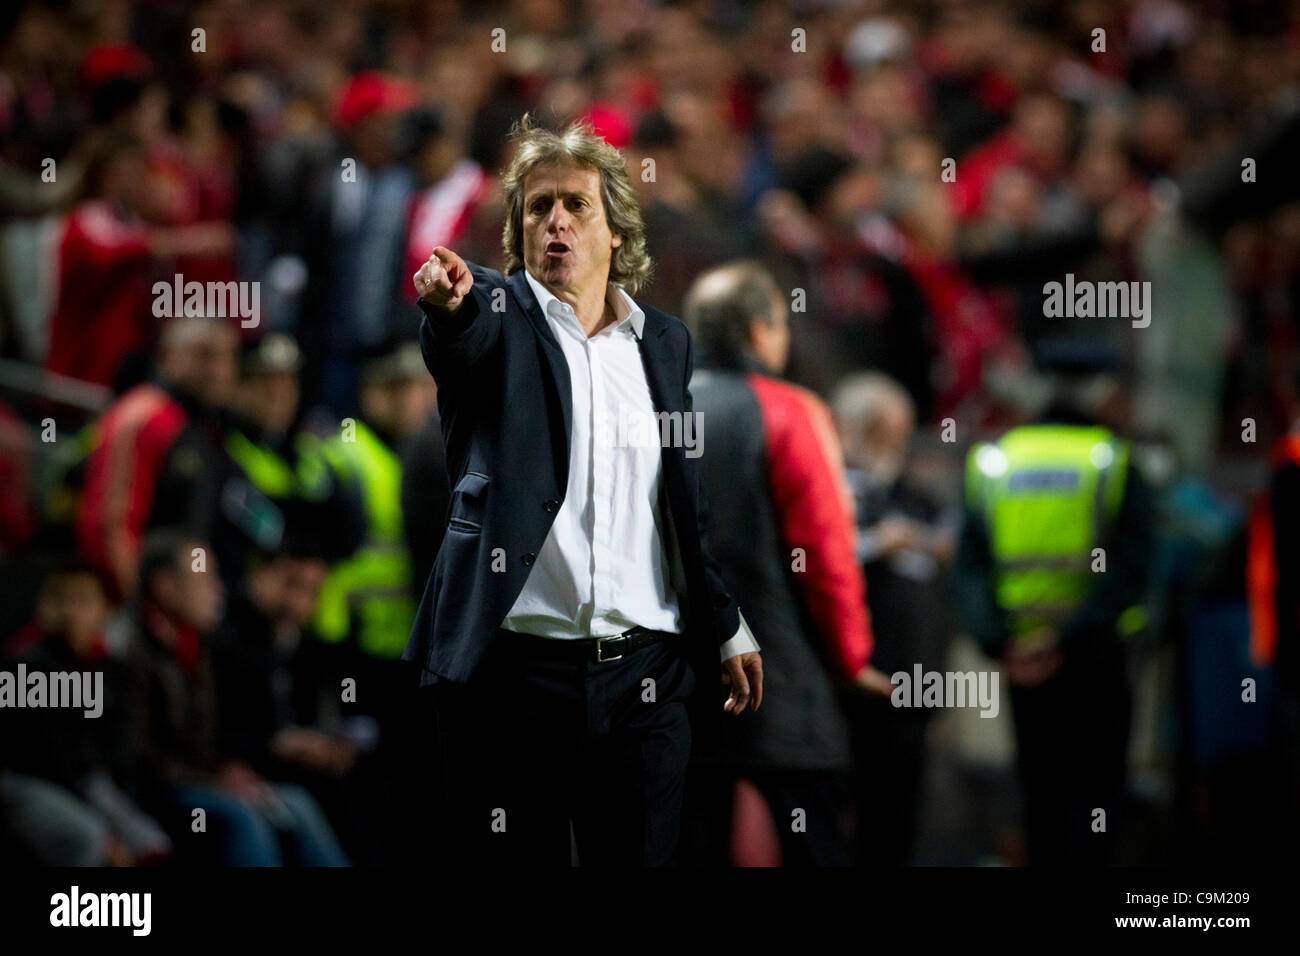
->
[402,263,742,725]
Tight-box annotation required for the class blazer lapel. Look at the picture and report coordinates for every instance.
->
[637,313,697,619]
[635,313,682,418]
[637,314,689,524]
[508,269,573,491]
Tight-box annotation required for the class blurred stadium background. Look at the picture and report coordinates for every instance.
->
[1,0,1298,866]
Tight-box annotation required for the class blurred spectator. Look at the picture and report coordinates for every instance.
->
[125,529,348,866]
[210,537,379,862]
[759,147,938,415]
[400,108,490,303]
[76,315,238,598]
[1,557,170,865]
[43,132,152,388]
[832,372,957,866]
[288,71,418,415]
[211,545,340,778]
[43,131,234,389]
[626,111,755,318]
[681,261,892,866]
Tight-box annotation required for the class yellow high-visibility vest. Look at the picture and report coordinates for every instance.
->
[312,421,415,659]
[965,424,1145,639]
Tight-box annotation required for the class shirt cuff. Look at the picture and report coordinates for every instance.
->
[719,609,760,661]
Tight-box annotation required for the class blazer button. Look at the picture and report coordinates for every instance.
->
[543,498,559,513]
[521,552,536,567]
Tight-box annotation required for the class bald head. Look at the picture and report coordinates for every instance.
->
[683,261,788,373]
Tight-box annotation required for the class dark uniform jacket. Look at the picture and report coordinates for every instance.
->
[691,356,873,770]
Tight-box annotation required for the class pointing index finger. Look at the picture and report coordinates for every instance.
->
[433,246,461,280]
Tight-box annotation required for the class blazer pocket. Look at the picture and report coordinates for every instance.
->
[447,471,490,533]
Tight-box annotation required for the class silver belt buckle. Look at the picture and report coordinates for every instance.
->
[595,633,626,662]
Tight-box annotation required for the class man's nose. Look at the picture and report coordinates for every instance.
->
[546,205,571,233]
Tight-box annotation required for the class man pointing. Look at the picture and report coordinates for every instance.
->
[406,115,762,866]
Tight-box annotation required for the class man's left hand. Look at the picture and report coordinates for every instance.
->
[722,652,763,714]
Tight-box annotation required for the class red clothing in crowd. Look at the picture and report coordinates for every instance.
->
[904,251,1009,415]
[45,201,152,388]
[0,400,35,553]
[146,139,237,286]
[949,128,1028,220]
[402,160,488,300]
[77,383,189,598]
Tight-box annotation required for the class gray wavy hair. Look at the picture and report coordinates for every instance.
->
[500,113,653,295]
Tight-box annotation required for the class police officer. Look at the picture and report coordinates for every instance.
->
[220,333,364,589]
[307,340,437,863]
[953,341,1155,865]
[312,341,434,663]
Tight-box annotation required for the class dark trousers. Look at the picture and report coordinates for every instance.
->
[1008,645,1130,866]
[432,632,697,867]
[841,693,930,866]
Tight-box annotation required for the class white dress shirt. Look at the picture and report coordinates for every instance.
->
[501,269,757,661]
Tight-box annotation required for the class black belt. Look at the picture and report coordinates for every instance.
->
[495,625,678,663]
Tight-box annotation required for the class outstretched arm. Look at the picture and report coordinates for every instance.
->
[414,246,503,384]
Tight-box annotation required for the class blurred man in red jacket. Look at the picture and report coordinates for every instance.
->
[681,260,892,866]
[77,315,238,599]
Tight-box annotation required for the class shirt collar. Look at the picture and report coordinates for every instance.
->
[523,269,645,339]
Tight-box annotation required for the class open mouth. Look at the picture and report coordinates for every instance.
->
[545,241,570,259]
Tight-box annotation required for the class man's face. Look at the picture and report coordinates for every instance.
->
[103,149,148,213]
[862,399,914,485]
[239,370,300,434]
[419,133,460,183]
[748,295,790,375]
[281,558,328,626]
[57,574,110,653]
[521,162,621,300]
[160,546,224,633]
[196,325,240,409]
[165,322,239,410]
[826,167,881,233]
[351,112,399,169]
